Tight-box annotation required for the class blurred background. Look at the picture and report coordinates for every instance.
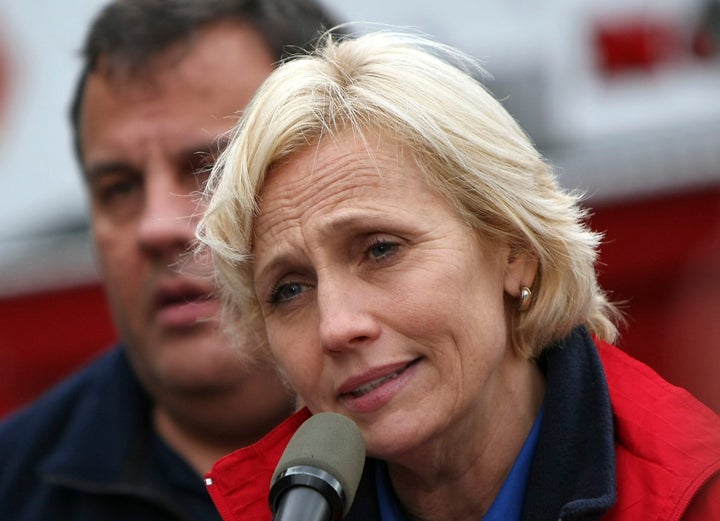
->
[1,0,719,417]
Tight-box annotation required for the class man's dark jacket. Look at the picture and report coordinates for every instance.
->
[0,346,220,521]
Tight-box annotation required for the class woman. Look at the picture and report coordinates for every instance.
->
[198,31,720,521]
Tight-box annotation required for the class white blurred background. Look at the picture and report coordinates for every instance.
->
[1,0,719,416]
[1,0,719,293]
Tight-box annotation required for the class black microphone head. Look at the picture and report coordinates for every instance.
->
[270,412,366,518]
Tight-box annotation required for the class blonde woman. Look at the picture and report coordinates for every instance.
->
[199,31,720,521]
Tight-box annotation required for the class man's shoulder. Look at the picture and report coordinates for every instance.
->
[0,347,125,455]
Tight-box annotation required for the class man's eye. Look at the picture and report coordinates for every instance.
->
[187,153,215,185]
[103,179,139,200]
[367,239,399,261]
[88,172,144,222]
[269,282,307,304]
[188,152,212,171]
[93,176,142,207]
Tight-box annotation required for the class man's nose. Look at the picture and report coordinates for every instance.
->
[137,167,199,261]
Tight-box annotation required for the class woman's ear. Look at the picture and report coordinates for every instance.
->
[503,249,538,298]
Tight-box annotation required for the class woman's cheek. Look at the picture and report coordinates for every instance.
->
[270,335,312,385]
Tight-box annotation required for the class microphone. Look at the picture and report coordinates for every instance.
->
[269,412,366,521]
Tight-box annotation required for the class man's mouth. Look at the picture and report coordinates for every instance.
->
[156,289,213,309]
[153,280,219,327]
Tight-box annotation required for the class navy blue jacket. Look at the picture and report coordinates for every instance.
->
[0,346,221,521]
[340,327,617,521]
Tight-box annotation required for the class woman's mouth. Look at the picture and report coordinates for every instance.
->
[339,358,421,413]
[348,363,415,397]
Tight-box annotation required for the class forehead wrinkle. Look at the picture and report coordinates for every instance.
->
[253,135,422,277]
[257,141,389,230]
[255,168,383,258]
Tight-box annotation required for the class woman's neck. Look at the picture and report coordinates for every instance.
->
[387,357,546,521]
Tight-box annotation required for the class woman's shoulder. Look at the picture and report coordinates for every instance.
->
[596,338,720,443]
[596,338,720,520]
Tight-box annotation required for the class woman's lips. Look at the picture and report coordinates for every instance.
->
[339,358,421,413]
[346,363,412,398]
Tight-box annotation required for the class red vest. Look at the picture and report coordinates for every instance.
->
[206,341,720,520]
[206,408,310,521]
[596,339,720,520]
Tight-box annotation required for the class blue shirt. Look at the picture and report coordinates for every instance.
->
[375,404,544,521]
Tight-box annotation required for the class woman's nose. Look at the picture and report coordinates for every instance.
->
[316,275,381,355]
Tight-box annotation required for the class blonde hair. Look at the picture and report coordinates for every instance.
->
[198,30,619,360]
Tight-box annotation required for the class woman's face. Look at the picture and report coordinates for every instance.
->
[252,134,534,459]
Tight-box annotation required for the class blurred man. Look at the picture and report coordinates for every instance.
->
[0,1,341,520]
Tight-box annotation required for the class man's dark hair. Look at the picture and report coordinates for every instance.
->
[69,0,342,163]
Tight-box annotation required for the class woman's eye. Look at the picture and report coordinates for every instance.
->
[367,239,400,261]
[269,282,307,304]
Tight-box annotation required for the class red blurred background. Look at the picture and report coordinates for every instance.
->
[1,1,719,419]
[1,184,719,418]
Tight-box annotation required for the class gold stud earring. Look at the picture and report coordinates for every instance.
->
[518,286,533,311]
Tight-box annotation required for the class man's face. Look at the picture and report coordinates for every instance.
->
[79,22,275,397]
